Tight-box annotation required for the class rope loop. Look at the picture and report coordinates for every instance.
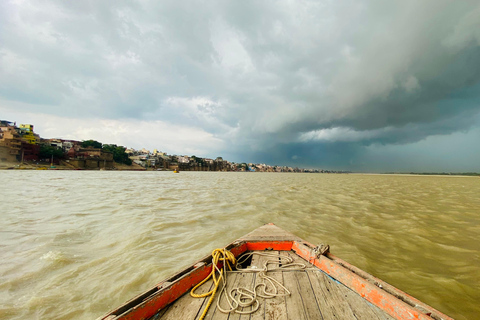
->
[191,249,306,319]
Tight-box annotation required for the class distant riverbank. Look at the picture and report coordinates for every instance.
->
[383,172,480,177]
[0,160,146,171]
[2,160,478,176]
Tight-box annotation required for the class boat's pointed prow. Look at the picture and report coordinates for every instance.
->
[98,224,453,320]
[239,223,303,242]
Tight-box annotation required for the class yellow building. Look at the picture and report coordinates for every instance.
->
[19,124,38,144]
[19,124,34,131]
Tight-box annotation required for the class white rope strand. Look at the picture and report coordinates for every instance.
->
[215,251,306,315]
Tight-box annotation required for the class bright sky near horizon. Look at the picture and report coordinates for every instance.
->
[1,1,480,172]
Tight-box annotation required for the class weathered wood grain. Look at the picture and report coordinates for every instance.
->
[250,251,269,320]
[284,250,311,266]
[281,252,308,320]
[205,273,238,320]
[262,270,288,320]
[307,269,395,320]
[159,278,214,320]
[250,251,288,320]
[307,270,357,319]
[338,283,395,320]
[294,271,323,319]
[239,223,303,242]
[229,272,256,320]
[156,250,398,320]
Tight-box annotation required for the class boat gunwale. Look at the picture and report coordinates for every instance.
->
[97,224,453,320]
[291,240,452,320]
[97,241,251,320]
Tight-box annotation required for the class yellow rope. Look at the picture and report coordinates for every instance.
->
[190,249,307,318]
[190,248,236,320]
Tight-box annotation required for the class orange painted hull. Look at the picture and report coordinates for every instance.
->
[97,223,452,320]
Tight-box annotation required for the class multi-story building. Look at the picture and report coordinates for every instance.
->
[0,120,21,162]
[177,156,190,164]
[45,139,78,152]
[45,138,63,149]
[18,124,39,145]
[66,147,114,169]
[15,124,40,161]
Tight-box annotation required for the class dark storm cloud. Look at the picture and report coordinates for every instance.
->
[1,0,480,170]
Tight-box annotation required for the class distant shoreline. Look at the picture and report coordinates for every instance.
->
[0,161,146,171]
[1,160,478,176]
[349,172,479,177]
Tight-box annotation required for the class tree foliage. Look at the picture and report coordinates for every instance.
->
[191,155,205,165]
[81,140,102,149]
[102,144,132,165]
[39,144,65,159]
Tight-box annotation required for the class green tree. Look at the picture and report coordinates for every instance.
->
[81,140,103,148]
[39,145,65,160]
[102,144,132,165]
[191,155,205,165]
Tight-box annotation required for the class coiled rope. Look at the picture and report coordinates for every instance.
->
[190,249,306,319]
[190,248,236,320]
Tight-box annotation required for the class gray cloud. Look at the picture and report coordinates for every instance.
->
[1,0,480,171]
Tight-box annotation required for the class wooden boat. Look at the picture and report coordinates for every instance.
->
[97,223,453,320]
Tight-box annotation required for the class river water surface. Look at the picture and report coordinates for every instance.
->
[0,171,479,319]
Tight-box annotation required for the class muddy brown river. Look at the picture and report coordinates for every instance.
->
[0,171,478,319]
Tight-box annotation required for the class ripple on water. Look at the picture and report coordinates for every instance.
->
[40,250,75,264]
[0,172,479,320]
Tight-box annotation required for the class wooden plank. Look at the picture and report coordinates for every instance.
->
[295,244,437,320]
[281,252,307,320]
[202,251,267,320]
[228,272,256,320]
[285,250,311,266]
[160,278,214,320]
[250,251,271,320]
[326,254,452,320]
[281,251,323,319]
[102,225,452,320]
[337,284,395,320]
[307,270,357,319]
[239,223,302,242]
[293,271,323,319]
[250,251,268,269]
[205,273,238,320]
[263,274,288,319]
[109,263,214,320]
[330,279,382,320]
[262,271,288,320]
[105,242,248,320]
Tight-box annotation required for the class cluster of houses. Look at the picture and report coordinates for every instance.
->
[0,120,113,169]
[0,120,40,163]
[126,148,330,173]
[1,119,342,173]
[127,149,231,171]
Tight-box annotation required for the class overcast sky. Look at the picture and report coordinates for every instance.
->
[1,0,480,172]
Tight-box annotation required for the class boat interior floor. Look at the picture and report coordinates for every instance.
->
[149,250,396,320]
